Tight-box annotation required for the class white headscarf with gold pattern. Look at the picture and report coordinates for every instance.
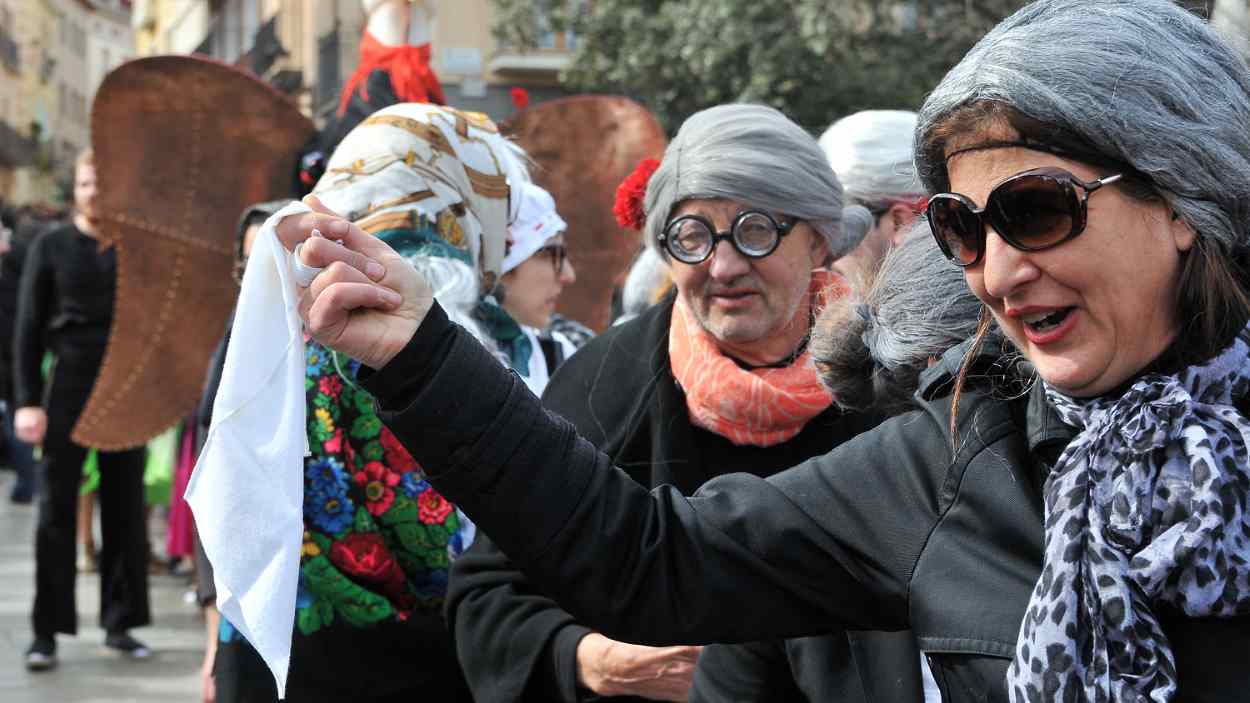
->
[312,102,528,281]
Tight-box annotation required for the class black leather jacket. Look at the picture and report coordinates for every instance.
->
[363,303,1250,703]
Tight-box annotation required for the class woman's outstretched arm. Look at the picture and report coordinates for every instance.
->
[360,301,935,646]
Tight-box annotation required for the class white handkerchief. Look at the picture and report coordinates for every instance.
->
[186,201,313,699]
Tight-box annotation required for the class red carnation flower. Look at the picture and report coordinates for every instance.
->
[417,488,454,525]
[511,87,530,111]
[613,158,660,231]
[328,532,408,607]
[354,461,400,516]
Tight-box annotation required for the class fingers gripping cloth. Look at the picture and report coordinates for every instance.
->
[185,200,314,698]
[290,229,327,287]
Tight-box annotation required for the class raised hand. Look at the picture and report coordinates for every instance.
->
[276,195,434,370]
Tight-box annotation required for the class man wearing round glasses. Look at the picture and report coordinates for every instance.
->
[446,104,925,702]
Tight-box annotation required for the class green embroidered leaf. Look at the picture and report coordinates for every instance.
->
[310,531,332,553]
[295,597,336,636]
[363,440,384,462]
[354,390,375,414]
[354,506,376,533]
[308,420,330,443]
[300,554,393,628]
[313,393,332,409]
[377,495,418,526]
[393,521,435,553]
[422,549,450,570]
[351,415,382,440]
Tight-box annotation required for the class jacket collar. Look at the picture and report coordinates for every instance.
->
[917,336,1074,456]
[1025,381,1075,457]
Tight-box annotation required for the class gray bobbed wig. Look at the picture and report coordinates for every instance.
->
[820,110,924,206]
[812,224,994,413]
[643,103,872,263]
[916,0,1250,255]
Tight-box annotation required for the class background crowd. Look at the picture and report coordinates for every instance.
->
[3,1,1250,702]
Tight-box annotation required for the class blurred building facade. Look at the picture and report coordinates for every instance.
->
[1,0,132,205]
[133,1,570,130]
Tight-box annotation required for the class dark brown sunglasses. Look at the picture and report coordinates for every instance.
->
[927,166,1122,267]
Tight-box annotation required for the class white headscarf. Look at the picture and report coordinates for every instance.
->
[501,181,566,275]
[314,102,529,280]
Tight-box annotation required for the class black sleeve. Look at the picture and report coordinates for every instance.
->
[13,233,53,408]
[447,532,592,702]
[364,302,942,645]
[198,312,234,427]
[0,240,22,404]
[690,640,805,703]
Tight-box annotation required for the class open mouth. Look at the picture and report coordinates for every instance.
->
[1021,307,1073,333]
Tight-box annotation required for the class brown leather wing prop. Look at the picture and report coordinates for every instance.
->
[72,56,314,450]
[504,96,667,332]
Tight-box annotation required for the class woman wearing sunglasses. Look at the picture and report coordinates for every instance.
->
[280,2,1250,700]
[478,181,580,396]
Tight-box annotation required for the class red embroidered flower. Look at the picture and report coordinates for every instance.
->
[417,488,454,525]
[328,532,405,590]
[613,158,660,230]
[354,461,400,516]
[318,375,343,398]
[510,87,530,111]
[380,427,418,473]
[322,428,343,455]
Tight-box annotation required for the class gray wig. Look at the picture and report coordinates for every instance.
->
[916,0,1250,256]
[643,103,872,263]
[820,110,924,206]
[811,224,993,413]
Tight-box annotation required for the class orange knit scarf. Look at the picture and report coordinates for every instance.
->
[669,271,842,447]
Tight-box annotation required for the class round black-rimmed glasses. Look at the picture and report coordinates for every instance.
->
[926,166,1123,267]
[659,210,797,265]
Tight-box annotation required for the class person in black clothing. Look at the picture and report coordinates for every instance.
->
[0,203,41,504]
[445,103,924,703]
[14,150,151,670]
[279,1,1250,701]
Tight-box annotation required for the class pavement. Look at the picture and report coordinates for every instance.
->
[0,471,205,703]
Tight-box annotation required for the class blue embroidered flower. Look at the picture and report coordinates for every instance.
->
[399,472,429,499]
[304,461,354,535]
[306,457,350,494]
[306,346,327,375]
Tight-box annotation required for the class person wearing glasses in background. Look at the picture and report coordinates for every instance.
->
[477,182,580,396]
[444,103,925,703]
[281,1,1250,701]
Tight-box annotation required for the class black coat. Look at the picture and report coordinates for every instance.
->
[364,303,1250,703]
[445,299,922,702]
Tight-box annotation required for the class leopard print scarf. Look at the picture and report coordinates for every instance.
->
[1008,329,1250,703]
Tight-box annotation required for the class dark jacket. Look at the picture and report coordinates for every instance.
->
[363,302,1250,703]
[13,224,117,407]
[0,228,29,404]
[445,299,921,702]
